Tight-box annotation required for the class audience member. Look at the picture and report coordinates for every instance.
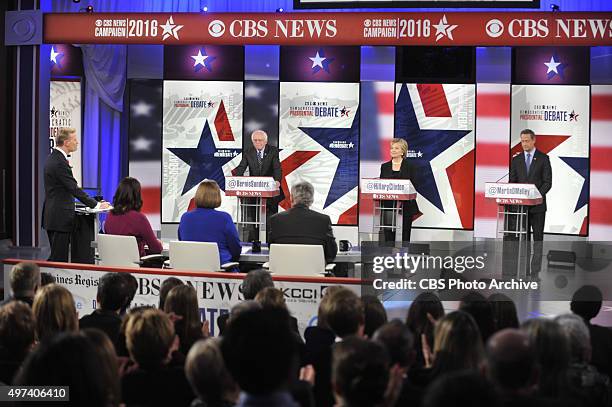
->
[0,301,36,383]
[186,338,239,407]
[159,277,184,310]
[521,318,570,399]
[488,293,520,332]
[255,287,300,335]
[422,371,500,407]
[104,177,163,256]
[81,328,121,406]
[32,284,78,341]
[555,314,611,407]
[1,262,41,307]
[571,285,612,378]
[178,180,241,265]
[122,308,194,406]
[40,272,56,286]
[221,308,300,407]
[405,292,445,368]
[217,269,273,335]
[332,336,390,407]
[119,272,138,315]
[115,305,154,358]
[429,311,484,381]
[79,272,128,349]
[14,332,119,407]
[361,295,388,338]
[304,286,344,363]
[268,181,337,263]
[164,284,204,355]
[460,291,496,344]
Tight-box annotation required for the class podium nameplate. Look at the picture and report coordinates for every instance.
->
[360,178,417,201]
[225,176,279,198]
[484,182,542,206]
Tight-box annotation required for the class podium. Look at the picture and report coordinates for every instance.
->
[73,206,110,263]
[225,176,280,243]
[484,182,543,241]
[360,178,417,244]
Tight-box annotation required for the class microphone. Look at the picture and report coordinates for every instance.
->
[495,172,509,183]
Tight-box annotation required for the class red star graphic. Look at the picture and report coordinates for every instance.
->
[279,151,320,210]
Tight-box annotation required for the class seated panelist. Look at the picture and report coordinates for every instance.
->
[178,180,242,265]
[379,138,420,243]
[268,181,337,263]
[104,177,163,257]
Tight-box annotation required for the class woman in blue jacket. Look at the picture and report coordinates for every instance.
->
[178,180,241,265]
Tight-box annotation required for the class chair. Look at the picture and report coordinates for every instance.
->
[97,234,163,267]
[166,241,239,272]
[266,244,335,276]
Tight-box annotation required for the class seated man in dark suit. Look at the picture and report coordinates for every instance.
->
[79,273,129,350]
[268,181,337,263]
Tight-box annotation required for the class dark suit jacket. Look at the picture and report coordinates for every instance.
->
[235,144,282,180]
[79,309,122,350]
[268,204,338,263]
[509,149,552,213]
[42,149,97,232]
[380,159,420,217]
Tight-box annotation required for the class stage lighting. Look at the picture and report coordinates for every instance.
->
[85,5,94,12]
[202,6,208,12]
[72,0,81,3]
[276,7,284,12]
[550,4,560,12]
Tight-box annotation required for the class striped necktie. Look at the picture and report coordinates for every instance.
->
[526,153,532,172]
[257,150,263,167]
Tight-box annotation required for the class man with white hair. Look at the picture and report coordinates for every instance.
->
[268,181,337,263]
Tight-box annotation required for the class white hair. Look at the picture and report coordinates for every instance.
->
[251,130,268,141]
[554,313,591,363]
[291,181,314,207]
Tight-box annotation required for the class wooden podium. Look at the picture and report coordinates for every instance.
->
[225,176,280,243]
[484,182,543,241]
[360,178,417,244]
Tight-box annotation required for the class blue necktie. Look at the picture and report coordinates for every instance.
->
[526,153,532,172]
[257,150,263,167]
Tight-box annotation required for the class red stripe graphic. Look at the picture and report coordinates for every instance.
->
[475,143,508,167]
[592,95,612,120]
[338,204,358,225]
[447,150,475,229]
[376,91,394,114]
[417,84,451,117]
[215,100,235,141]
[476,93,510,118]
[141,187,160,214]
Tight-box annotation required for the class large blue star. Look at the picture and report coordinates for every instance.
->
[394,84,471,212]
[559,156,589,212]
[299,108,359,209]
[310,48,334,74]
[191,47,216,73]
[168,120,240,195]
[545,53,567,80]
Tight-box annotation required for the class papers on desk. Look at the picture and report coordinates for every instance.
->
[75,206,113,214]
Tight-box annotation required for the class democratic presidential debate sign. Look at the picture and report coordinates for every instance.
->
[511,85,590,236]
[279,82,360,225]
[395,83,476,230]
[43,12,612,46]
[162,80,243,223]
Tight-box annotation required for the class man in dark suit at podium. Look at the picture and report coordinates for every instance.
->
[509,129,552,241]
[43,128,109,262]
[269,181,337,263]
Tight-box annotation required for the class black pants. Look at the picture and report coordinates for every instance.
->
[47,230,71,262]
[528,211,545,241]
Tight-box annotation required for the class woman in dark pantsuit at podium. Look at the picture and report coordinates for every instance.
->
[379,138,420,243]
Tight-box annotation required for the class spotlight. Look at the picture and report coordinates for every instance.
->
[85,5,94,12]
[72,0,81,3]
[550,3,560,12]
[202,6,208,12]
[276,7,284,12]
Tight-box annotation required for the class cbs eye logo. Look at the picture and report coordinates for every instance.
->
[485,19,504,38]
[208,20,226,38]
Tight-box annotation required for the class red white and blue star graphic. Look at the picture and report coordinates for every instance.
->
[544,54,567,80]
[395,83,475,229]
[50,46,64,67]
[309,48,334,74]
[191,47,216,72]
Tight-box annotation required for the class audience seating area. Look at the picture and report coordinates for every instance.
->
[1,261,611,407]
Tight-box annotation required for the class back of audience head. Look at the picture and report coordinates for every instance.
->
[570,285,603,322]
[325,288,365,338]
[485,328,538,395]
[255,287,287,310]
[111,176,143,215]
[186,338,239,405]
[361,295,387,338]
[488,293,519,331]
[332,336,390,407]
[125,308,177,369]
[164,284,202,351]
[433,310,484,373]
[423,371,500,407]
[521,318,570,372]
[81,328,121,406]
[373,319,415,370]
[228,300,261,327]
[241,269,274,300]
[0,301,36,359]
[291,181,315,207]
[194,179,222,208]
[317,285,346,329]
[406,292,444,366]
[119,272,138,315]
[221,307,297,396]
[14,332,118,407]
[97,272,129,313]
[554,313,591,364]
[10,262,41,298]
[459,291,495,343]
[159,277,184,309]
[32,284,77,341]
[40,272,56,287]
